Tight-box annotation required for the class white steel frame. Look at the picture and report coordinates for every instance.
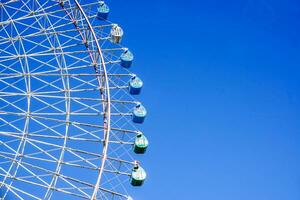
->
[0,0,143,199]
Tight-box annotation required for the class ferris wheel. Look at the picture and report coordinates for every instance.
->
[0,0,148,199]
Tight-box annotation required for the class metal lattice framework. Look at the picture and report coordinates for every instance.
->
[0,0,146,199]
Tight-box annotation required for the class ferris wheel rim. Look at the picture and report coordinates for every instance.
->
[69,0,112,199]
[53,0,113,198]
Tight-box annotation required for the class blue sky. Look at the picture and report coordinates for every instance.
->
[108,0,300,199]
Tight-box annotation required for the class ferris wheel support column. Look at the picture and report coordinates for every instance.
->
[72,1,112,199]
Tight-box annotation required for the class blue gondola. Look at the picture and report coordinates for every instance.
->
[120,50,134,68]
[97,2,110,20]
[129,76,143,95]
[132,104,147,124]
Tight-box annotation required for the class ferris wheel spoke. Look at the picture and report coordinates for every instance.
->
[0,140,19,157]
[31,97,65,114]
[0,25,112,45]
[0,153,97,199]
[1,132,135,166]
[0,97,27,114]
[26,55,63,74]
[0,79,26,94]
[0,118,24,134]
[0,49,98,60]
[0,158,52,188]
[21,94,135,103]
[0,46,16,58]
[71,100,102,113]
[1,140,133,178]
[31,77,62,93]
[0,111,132,117]
[0,117,24,132]
[0,146,60,160]
[1,1,28,20]
[71,76,101,88]
[25,143,133,168]
[29,96,64,112]
[1,173,90,199]
[0,60,23,74]
[0,115,139,144]
[0,182,34,200]
[0,3,63,28]
[29,86,129,96]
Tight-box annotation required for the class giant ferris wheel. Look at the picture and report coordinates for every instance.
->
[0,0,148,199]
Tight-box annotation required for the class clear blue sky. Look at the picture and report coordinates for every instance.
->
[108,0,300,199]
